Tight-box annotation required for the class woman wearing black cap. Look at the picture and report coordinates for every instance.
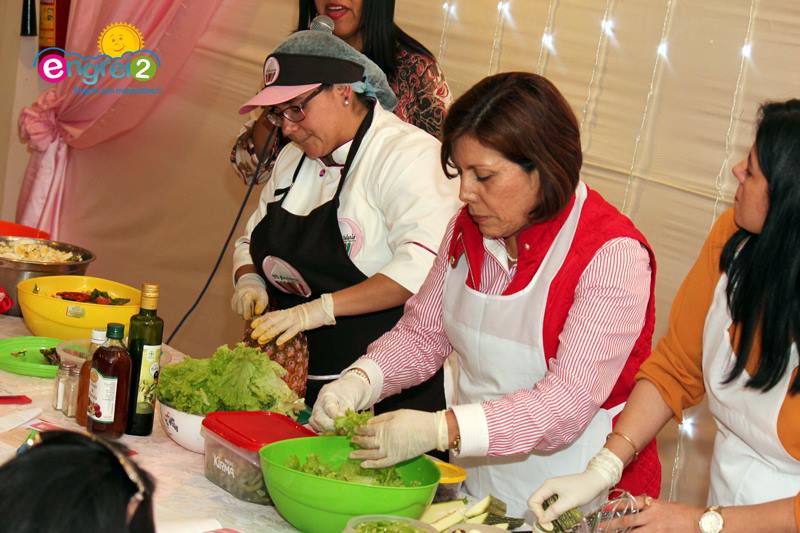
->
[231,22,460,412]
[231,1,450,185]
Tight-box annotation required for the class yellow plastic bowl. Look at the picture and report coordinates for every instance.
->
[17,275,141,340]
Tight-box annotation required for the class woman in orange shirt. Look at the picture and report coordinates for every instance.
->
[530,99,800,533]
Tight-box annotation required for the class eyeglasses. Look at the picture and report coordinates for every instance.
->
[266,85,326,127]
[25,431,148,525]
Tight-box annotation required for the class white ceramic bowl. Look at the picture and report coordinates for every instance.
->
[157,400,205,454]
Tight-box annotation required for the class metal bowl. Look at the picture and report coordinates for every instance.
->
[0,236,95,317]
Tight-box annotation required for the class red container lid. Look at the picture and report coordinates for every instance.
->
[201,411,316,452]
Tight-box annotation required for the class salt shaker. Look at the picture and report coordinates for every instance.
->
[51,361,77,411]
[63,365,81,417]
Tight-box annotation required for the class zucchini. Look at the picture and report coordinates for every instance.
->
[465,511,488,524]
[484,513,525,529]
[540,495,584,532]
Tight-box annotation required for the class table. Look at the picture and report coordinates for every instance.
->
[0,315,297,533]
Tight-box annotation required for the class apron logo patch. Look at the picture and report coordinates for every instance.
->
[338,217,364,258]
[262,256,312,297]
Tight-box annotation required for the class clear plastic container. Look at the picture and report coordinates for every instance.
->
[430,459,467,503]
[200,411,314,505]
[344,514,437,533]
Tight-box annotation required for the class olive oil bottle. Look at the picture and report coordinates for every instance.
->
[125,283,164,436]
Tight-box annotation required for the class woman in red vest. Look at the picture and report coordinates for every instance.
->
[309,72,660,517]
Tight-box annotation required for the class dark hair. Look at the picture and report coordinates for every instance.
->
[440,72,582,223]
[0,431,156,533]
[720,99,800,394]
[297,0,435,80]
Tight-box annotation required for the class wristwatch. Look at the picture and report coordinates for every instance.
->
[698,505,724,533]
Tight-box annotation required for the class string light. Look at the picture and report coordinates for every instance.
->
[438,1,456,62]
[657,41,669,58]
[601,18,615,37]
[536,0,560,74]
[622,0,676,214]
[488,0,509,74]
[580,0,618,152]
[712,0,758,221]
[541,32,555,51]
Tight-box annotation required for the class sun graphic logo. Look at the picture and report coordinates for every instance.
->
[97,22,144,58]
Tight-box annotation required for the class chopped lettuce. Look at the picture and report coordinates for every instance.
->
[286,453,416,487]
[158,343,301,416]
[333,409,372,439]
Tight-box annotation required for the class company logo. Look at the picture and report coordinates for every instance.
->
[264,57,280,86]
[34,21,160,94]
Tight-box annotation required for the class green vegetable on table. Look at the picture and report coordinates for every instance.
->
[286,453,418,487]
[354,520,430,533]
[157,343,303,416]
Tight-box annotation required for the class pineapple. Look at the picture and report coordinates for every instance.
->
[243,321,309,399]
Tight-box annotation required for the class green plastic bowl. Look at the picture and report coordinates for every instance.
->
[260,436,440,533]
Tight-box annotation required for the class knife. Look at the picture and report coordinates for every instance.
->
[0,395,32,405]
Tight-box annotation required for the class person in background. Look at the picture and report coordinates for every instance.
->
[530,99,800,533]
[231,0,451,185]
[309,72,660,518]
[231,21,460,412]
[0,430,155,533]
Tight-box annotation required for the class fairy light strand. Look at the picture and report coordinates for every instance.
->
[438,1,455,63]
[712,0,758,223]
[579,0,617,152]
[536,0,560,75]
[488,0,509,74]
[621,0,677,214]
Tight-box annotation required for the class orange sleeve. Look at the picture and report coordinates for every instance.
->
[637,209,739,422]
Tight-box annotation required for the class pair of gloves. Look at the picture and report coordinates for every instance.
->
[230,273,335,344]
[309,371,450,468]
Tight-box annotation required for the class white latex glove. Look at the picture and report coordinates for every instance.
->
[528,448,623,526]
[250,293,335,345]
[231,273,269,320]
[309,370,374,432]
[350,409,449,468]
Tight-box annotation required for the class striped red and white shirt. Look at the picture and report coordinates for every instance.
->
[357,218,651,457]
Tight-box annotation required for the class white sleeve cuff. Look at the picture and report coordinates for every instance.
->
[346,358,385,407]
[451,403,490,457]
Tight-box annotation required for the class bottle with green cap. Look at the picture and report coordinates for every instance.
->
[126,282,164,436]
[86,322,132,439]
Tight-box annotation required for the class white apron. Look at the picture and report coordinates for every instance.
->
[442,183,622,517]
[703,274,800,505]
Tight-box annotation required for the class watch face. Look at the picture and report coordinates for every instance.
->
[699,510,724,533]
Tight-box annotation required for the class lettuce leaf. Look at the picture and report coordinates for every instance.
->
[157,343,300,416]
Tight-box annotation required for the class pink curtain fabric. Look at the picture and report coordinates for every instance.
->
[16,0,222,237]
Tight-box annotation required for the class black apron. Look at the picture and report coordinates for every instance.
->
[249,106,445,415]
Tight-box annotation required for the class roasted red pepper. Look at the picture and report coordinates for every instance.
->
[56,291,93,302]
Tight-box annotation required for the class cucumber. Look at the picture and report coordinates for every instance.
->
[465,495,493,518]
[420,500,466,524]
[541,495,584,532]
[465,512,488,524]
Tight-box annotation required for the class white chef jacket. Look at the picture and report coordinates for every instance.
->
[233,103,461,293]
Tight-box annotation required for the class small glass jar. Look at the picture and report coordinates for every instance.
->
[51,361,77,411]
[63,365,81,417]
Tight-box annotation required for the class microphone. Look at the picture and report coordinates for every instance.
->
[309,15,335,33]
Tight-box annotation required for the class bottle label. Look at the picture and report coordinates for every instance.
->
[135,344,161,415]
[88,368,118,423]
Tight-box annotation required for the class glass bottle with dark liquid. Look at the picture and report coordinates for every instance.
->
[86,323,131,439]
[126,283,163,436]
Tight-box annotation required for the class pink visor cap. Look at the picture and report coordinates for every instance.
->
[239,53,364,114]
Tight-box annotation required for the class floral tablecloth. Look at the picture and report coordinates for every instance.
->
[0,315,297,533]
